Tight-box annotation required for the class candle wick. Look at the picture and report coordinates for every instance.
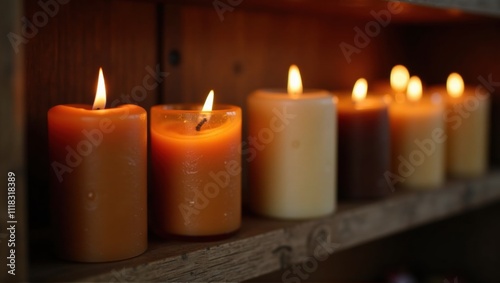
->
[196,118,208,131]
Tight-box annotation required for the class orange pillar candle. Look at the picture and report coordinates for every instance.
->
[151,91,242,237]
[337,79,391,198]
[48,68,147,262]
[247,65,337,219]
[389,76,445,189]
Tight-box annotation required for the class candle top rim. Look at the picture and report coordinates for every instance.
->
[335,93,389,109]
[48,104,146,121]
[252,88,332,99]
[333,91,387,98]
[49,103,145,112]
[426,85,490,99]
[151,104,241,113]
[389,94,444,108]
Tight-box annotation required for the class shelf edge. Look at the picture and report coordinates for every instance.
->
[31,171,500,282]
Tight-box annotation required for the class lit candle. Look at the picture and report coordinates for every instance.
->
[390,65,410,94]
[389,76,445,189]
[247,65,336,219]
[373,64,410,100]
[48,68,147,262]
[432,73,490,177]
[151,91,242,237]
[337,78,391,198]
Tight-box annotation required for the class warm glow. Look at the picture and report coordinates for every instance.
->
[352,78,368,102]
[407,76,422,102]
[390,65,410,93]
[196,90,214,131]
[202,90,214,112]
[287,64,303,97]
[92,68,106,110]
[447,72,464,98]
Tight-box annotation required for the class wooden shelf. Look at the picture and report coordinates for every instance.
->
[30,171,500,282]
[164,0,498,22]
[404,0,500,17]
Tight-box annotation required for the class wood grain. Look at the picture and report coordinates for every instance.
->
[253,201,500,282]
[161,4,393,105]
[30,171,500,282]
[405,0,500,17]
[163,0,486,22]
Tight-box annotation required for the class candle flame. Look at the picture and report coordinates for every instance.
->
[407,76,422,102]
[287,64,303,97]
[196,90,214,131]
[447,72,464,98]
[352,78,368,102]
[202,90,214,112]
[93,68,106,110]
[390,65,410,93]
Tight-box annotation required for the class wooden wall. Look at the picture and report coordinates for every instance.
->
[161,4,390,106]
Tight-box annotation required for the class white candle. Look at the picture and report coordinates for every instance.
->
[247,65,337,219]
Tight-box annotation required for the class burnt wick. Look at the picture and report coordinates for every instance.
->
[196,118,208,131]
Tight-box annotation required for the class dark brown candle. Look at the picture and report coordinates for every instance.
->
[336,86,391,198]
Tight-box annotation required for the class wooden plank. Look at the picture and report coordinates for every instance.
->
[30,171,500,282]
[403,0,500,17]
[161,4,391,105]
[162,0,486,22]
[162,3,183,104]
[253,201,500,281]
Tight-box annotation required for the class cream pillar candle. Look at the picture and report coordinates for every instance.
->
[434,73,490,177]
[247,65,337,219]
[389,76,445,189]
